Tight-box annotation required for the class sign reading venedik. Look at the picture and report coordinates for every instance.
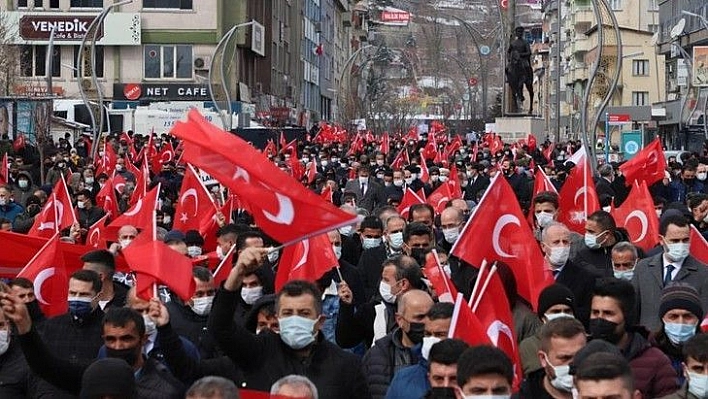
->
[7,11,141,45]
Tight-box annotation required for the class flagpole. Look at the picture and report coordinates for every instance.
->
[335,266,345,283]
[448,292,464,339]
[187,163,218,209]
[451,174,499,255]
[212,243,238,279]
[468,259,488,307]
[52,193,59,234]
[472,264,498,312]
[432,249,454,295]
[583,154,588,221]
[61,175,78,225]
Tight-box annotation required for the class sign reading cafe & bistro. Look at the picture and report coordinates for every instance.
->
[7,12,141,46]
[20,15,103,41]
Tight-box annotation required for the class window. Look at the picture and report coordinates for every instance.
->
[143,0,192,9]
[20,45,60,77]
[632,91,649,106]
[648,0,658,10]
[647,24,659,33]
[18,0,43,7]
[632,60,649,75]
[70,0,102,7]
[73,46,104,78]
[49,0,58,7]
[144,45,192,79]
[609,0,621,9]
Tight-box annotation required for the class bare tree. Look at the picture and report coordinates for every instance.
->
[0,11,21,96]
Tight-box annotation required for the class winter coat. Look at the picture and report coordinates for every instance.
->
[570,229,632,277]
[623,331,679,398]
[0,202,23,226]
[362,328,421,399]
[11,171,37,208]
[385,360,429,399]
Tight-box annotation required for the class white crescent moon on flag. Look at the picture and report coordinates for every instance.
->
[88,228,101,247]
[115,183,125,194]
[492,215,520,258]
[123,198,143,216]
[574,187,587,205]
[180,188,199,217]
[263,193,294,225]
[292,239,310,272]
[626,210,648,242]
[232,167,250,183]
[33,267,56,305]
[487,320,515,348]
[436,196,450,209]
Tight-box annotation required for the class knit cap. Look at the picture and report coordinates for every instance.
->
[537,283,576,318]
[80,358,136,399]
[659,283,704,320]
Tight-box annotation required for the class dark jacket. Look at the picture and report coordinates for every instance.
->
[622,330,679,398]
[384,359,429,399]
[357,245,389,300]
[336,298,397,348]
[344,177,387,212]
[464,174,490,201]
[0,340,38,398]
[362,328,421,399]
[11,171,37,208]
[76,205,105,229]
[165,300,220,359]
[341,233,363,267]
[0,201,23,226]
[570,229,631,277]
[555,259,599,327]
[18,326,185,399]
[38,309,105,366]
[515,368,554,399]
[208,288,371,398]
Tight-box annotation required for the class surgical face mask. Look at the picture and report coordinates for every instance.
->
[190,295,214,316]
[547,246,570,267]
[584,232,605,249]
[544,353,574,392]
[162,216,171,225]
[376,159,385,166]
[442,227,460,244]
[18,180,28,188]
[687,371,708,398]
[320,160,328,167]
[187,246,202,257]
[362,237,382,250]
[439,175,449,182]
[115,164,123,172]
[536,212,555,228]
[388,232,404,249]
[359,176,369,184]
[422,336,441,361]
[545,312,574,322]
[656,209,663,218]
[68,296,94,318]
[332,244,342,260]
[216,245,227,260]
[77,201,85,209]
[143,314,157,337]
[279,315,317,349]
[393,179,404,187]
[240,286,263,305]
[664,322,697,345]
[589,318,622,344]
[268,250,280,264]
[0,198,6,206]
[602,206,612,213]
[430,175,439,182]
[406,321,426,344]
[106,346,140,366]
[410,173,418,180]
[339,225,353,237]
[119,238,132,249]
[404,177,413,185]
[302,157,310,163]
[379,280,398,304]
[85,177,94,185]
[665,242,690,262]
[613,268,635,281]
[0,329,8,355]
[376,173,385,180]
[698,172,708,181]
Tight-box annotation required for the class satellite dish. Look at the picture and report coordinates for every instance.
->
[650,31,660,46]
[670,18,686,39]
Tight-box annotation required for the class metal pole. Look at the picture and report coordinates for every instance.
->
[46,27,55,94]
[555,0,562,137]
[605,112,609,162]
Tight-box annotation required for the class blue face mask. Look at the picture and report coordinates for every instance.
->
[362,237,382,250]
[67,296,94,318]
[279,315,317,349]
[664,322,697,345]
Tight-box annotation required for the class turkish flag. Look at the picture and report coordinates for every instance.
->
[279,131,287,150]
[427,181,454,215]
[380,132,390,155]
[0,153,8,184]
[619,138,666,186]
[690,225,708,265]
[280,139,298,157]
[263,140,277,157]
[527,166,558,227]
[17,235,71,317]
[151,141,175,173]
[473,269,522,390]
[274,233,339,291]
[422,140,438,161]
[448,293,492,346]
[123,238,195,301]
[490,135,503,154]
[320,185,333,203]
[306,161,317,185]
[96,178,119,217]
[86,213,110,249]
[95,143,118,177]
[29,177,77,238]
[211,251,235,287]
[527,134,537,152]
[451,175,553,310]
[419,160,430,184]
[397,188,425,219]
[171,110,358,245]
[173,165,218,233]
[112,174,127,195]
[542,143,556,162]
[557,148,599,234]
[423,253,458,303]
[107,184,160,233]
[611,181,660,251]
[390,148,410,171]
[444,135,462,160]
[132,153,152,205]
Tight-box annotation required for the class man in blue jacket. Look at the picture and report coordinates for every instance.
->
[0,185,23,227]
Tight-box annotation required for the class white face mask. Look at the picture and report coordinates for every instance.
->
[393,179,404,187]
[421,336,441,361]
[241,286,263,305]
[388,232,404,249]
[77,201,85,209]
[698,172,708,181]
[544,312,574,322]
[362,237,382,250]
[544,353,574,392]
[547,246,570,267]
[119,238,132,249]
[163,216,171,224]
[439,175,448,182]
[404,178,414,185]
[0,329,9,355]
[332,244,342,260]
[359,176,369,185]
[442,227,460,244]
[379,280,397,304]
[142,314,157,337]
[613,268,635,281]
[216,244,232,260]
[536,212,555,228]
[339,225,353,237]
[688,371,708,398]
[665,242,690,262]
[190,295,214,316]
[187,246,203,257]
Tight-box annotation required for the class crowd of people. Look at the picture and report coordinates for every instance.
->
[0,124,707,399]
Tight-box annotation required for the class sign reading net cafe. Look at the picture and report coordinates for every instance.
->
[6,11,141,45]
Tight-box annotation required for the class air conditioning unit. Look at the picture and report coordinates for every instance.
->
[314,22,322,32]
[194,56,212,71]
[342,12,352,27]
[80,78,94,91]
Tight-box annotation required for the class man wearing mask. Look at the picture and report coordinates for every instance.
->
[184,230,205,259]
[359,215,404,299]
[589,279,678,397]
[81,249,128,309]
[385,170,406,200]
[76,189,105,233]
[344,165,386,212]
[438,207,477,298]
[611,242,638,281]
[8,277,45,324]
[632,214,708,331]
[82,168,99,194]
[0,185,23,227]
[362,290,434,399]
[11,171,36,208]
[670,162,704,202]
[0,309,41,397]
[12,194,42,234]
[501,159,531,209]
[518,318,587,399]
[114,156,136,182]
[209,247,370,398]
[541,222,596,326]
[464,164,489,202]
[337,255,424,349]
[232,231,275,325]
[531,191,562,242]
[3,299,185,398]
[403,222,434,266]
[572,210,630,277]
[658,334,708,399]
[109,224,139,254]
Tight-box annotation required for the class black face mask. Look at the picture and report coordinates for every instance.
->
[406,321,425,344]
[589,318,623,344]
[106,346,141,366]
[409,248,427,265]
[427,387,457,399]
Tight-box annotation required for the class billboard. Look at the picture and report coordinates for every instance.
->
[693,46,708,87]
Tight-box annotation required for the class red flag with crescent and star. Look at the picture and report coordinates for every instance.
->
[557,148,600,234]
[423,252,458,303]
[86,213,110,249]
[449,293,492,346]
[274,233,339,291]
[172,165,218,233]
[527,166,558,227]
[426,181,454,215]
[107,184,160,234]
[397,188,426,219]
[171,109,359,245]
[96,177,119,218]
[151,141,175,173]
[619,138,666,187]
[451,175,552,310]
[611,181,659,251]
[28,177,77,238]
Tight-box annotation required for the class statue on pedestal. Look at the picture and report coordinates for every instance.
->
[506,26,535,115]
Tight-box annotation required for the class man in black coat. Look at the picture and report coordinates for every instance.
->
[343,165,387,212]
[464,163,490,202]
[209,247,371,398]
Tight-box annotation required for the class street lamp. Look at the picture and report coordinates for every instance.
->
[209,20,257,131]
[78,0,133,160]
[682,10,708,31]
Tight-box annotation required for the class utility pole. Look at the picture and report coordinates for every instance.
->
[555,0,562,138]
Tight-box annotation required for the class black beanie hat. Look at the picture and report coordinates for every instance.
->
[80,358,136,399]
[659,283,704,320]
[537,283,576,318]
